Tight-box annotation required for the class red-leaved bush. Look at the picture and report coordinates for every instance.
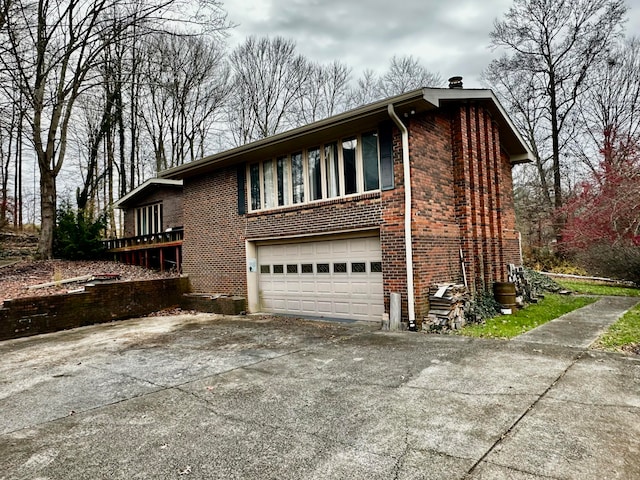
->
[560,132,640,282]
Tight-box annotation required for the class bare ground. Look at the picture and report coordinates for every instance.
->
[0,260,179,305]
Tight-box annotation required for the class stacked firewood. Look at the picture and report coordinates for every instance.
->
[423,284,470,332]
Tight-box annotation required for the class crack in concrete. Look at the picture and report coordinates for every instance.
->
[476,459,564,479]
[392,413,411,480]
[463,350,586,478]
[404,384,539,398]
[0,349,303,437]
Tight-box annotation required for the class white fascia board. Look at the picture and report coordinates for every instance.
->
[113,178,183,209]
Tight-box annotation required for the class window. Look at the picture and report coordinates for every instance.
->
[333,262,347,273]
[292,152,304,204]
[342,137,358,195]
[308,148,322,201]
[371,261,382,273]
[301,264,313,273]
[247,132,384,212]
[362,132,380,191]
[351,262,366,273]
[277,156,290,206]
[287,264,298,274]
[135,203,163,236]
[273,264,284,274]
[250,163,261,210]
[260,265,271,274]
[317,263,330,273]
[325,143,339,198]
[263,159,275,209]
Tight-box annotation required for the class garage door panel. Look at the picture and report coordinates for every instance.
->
[334,302,351,314]
[300,300,316,311]
[286,299,301,310]
[315,280,332,293]
[316,243,331,255]
[331,240,348,254]
[317,301,333,314]
[300,281,316,293]
[258,235,383,322]
[270,299,286,309]
[299,243,314,255]
[349,238,368,253]
[284,278,300,289]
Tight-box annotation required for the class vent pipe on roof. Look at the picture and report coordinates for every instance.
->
[448,76,463,89]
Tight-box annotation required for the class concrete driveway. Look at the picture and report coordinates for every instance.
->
[1,297,639,479]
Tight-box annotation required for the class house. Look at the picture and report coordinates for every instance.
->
[160,85,533,325]
[105,178,184,272]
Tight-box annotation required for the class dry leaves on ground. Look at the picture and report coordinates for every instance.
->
[0,260,179,305]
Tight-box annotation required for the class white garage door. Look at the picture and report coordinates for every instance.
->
[258,236,384,322]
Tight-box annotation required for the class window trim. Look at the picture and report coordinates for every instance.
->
[246,131,382,213]
[134,202,163,236]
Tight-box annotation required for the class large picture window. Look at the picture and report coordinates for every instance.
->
[135,203,163,236]
[247,131,382,212]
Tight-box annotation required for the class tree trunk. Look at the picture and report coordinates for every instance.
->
[549,76,562,210]
[14,105,23,229]
[37,166,56,259]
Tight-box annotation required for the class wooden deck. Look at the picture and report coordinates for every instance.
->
[103,229,183,272]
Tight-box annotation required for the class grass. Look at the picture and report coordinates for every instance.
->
[556,280,640,297]
[594,303,640,353]
[459,293,597,339]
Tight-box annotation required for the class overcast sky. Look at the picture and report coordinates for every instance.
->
[223,0,640,88]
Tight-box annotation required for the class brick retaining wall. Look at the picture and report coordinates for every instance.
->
[0,277,191,341]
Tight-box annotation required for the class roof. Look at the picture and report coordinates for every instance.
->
[113,178,183,209]
[160,88,534,180]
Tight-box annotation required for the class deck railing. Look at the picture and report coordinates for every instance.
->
[103,228,184,251]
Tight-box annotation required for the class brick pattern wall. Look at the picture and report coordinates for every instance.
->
[123,187,184,237]
[380,126,408,316]
[409,113,464,319]
[183,168,247,294]
[0,277,191,341]
[450,103,519,294]
[246,192,382,240]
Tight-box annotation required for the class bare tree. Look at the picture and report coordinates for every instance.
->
[0,0,9,30]
[295,60,351,124]
[349,55,443,108]
[572,37,640,176]
[0,0,230,258]
[347,69,379,109]
[484,58,553,207]
[490,0,627,211]
[139,32,230,173]
[377,55,443,97]
[228,36,311,145]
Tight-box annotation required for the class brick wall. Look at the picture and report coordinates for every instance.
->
[183,168,247,294]
[408,113,464,319]
[380,124,408,316]
[449,103,519,294]
[0,277,191,341]
[246,192,382,239]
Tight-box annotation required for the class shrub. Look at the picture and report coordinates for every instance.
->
[574,241,640,285]
[53,201,106,260]
[465,290,502,324]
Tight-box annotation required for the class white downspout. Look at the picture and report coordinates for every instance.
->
[387,104,416,330]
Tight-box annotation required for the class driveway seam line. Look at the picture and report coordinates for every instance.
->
[464,350,586,478]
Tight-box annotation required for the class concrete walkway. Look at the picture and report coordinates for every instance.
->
[512,296,640,348]
[0,298,639,479]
